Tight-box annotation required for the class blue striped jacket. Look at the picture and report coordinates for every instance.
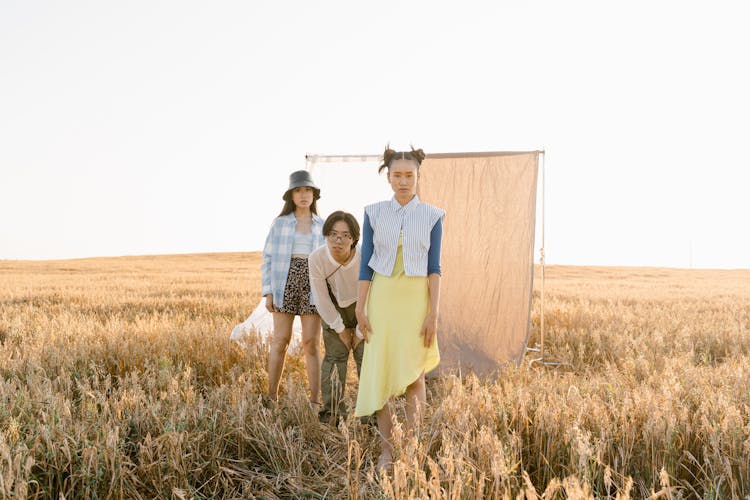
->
[261,212,325,308]
[364,196,445,277]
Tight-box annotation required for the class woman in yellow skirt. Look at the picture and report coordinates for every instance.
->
[355,146,445,470]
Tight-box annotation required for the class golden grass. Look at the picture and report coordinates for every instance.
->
[1,254,749,498]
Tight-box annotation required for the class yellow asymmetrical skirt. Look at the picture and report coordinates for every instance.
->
[354,238,440,417]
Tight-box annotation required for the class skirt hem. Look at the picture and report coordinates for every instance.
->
[354,355,439,417]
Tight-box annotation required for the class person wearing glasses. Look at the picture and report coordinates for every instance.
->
[354,146,445,471]
[261,170,325,407]
[307,211,367,424]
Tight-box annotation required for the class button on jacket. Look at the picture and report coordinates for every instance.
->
[261,212,325,308]
[363,196,445,278]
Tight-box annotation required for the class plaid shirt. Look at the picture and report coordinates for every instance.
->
[261,212,325,308]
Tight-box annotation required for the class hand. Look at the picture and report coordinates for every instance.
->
[420,313,438,348]
[264,294,275,313]
[338,328,354,350]
[355,307,372,343]
[351,329,363,350]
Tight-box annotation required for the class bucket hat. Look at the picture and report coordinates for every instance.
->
[283,170,321,201]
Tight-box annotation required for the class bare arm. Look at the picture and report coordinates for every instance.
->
[421,216,443,346]
[356,211,375,341]
[355,280,372,342]
[420,273,441,347]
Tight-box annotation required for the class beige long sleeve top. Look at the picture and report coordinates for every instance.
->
[308,245,361,333]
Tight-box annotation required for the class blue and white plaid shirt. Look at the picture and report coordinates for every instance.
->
[261,212,325,308]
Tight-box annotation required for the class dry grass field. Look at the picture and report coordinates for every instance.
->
[1,253,749,498]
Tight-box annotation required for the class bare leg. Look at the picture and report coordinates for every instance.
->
[267,312,294,400]
[405,372,426,433]
[376,402,394,469]
[300,314,322,405]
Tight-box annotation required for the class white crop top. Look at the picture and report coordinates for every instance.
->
[291,231,314,255]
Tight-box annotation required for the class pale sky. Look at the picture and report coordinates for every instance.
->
[1,1,748,268]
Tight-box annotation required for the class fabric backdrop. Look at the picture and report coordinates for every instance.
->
[237,152,540,374]
[418,152,540,373]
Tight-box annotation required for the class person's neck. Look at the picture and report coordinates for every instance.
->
[395,193,415,206]
[332,247,354,266]
[294,207,312,218]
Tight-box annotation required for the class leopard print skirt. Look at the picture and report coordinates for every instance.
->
[277,258,318,316]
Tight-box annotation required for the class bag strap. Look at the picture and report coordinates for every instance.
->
[324,264,343,282]
[324,264,343,308]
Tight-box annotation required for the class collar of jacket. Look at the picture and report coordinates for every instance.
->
[389,194,421,212]
[280,212,324,225]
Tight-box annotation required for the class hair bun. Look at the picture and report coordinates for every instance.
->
[410,147,425,164]
[378,146,397,173]
[377,145,425,173]
[383,147,397,164]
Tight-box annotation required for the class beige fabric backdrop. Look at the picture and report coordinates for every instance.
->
[418,152,540,373]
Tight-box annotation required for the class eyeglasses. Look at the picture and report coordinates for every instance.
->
[327,232,353,242]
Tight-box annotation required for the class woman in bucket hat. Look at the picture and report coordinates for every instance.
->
[261,170,326,408]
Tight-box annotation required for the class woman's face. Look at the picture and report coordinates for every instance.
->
[387,159,419,197]
[291,186,315,209]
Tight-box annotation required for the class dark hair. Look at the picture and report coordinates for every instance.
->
[279,187,320,216]
[378,145,426,174]
[322,211,360,249]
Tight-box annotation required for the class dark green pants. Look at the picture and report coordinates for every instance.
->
[319,301,363,422]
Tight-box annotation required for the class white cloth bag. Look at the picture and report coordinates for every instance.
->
[230,298,302,353]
